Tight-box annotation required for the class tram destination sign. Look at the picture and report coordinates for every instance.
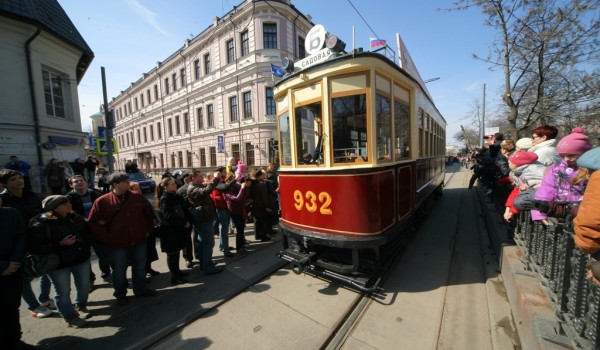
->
[296,48,334,72]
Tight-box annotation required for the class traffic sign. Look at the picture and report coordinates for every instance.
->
[217,135,225,153]
[89,136,97,148]
[98,126,106,138]
[96,138,118,155]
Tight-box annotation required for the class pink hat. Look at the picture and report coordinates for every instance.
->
[508,151,538,167]
[556,127,592,155]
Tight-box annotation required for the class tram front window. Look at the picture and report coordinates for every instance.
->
[278,112,292,165]
[332,94,367,164]
[294,102,322,165]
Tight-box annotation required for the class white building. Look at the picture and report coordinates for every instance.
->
[0,0,94,193]
[111,0,313,172]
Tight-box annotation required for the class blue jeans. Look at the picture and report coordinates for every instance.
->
[21,274,51,310]
[193,221,217,271]
[87,170,96,189]
[47,260,91,319]
[110,241,148,298]
[217,208,231,252]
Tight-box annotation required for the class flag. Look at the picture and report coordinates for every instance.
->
[271,64,285,77]
[370,37,386,48]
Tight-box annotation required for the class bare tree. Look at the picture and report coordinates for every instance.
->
[448,0,600,139]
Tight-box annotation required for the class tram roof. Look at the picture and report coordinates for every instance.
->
[275,51,445,123]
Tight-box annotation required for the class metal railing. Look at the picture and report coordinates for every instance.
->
[513,211,600,349]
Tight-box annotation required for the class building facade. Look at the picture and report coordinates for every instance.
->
[0,0,94,193]
[111,0,312,172]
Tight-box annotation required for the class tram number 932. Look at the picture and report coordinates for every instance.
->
[293,190,333,215]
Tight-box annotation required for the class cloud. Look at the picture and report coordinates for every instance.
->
[127,0,169,36]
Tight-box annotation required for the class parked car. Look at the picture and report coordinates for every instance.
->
[128,172,156,193]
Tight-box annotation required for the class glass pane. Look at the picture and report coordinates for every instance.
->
[376,95,391,161]
[332,94,367,163]
[294,102,322,165]
[394,100,410,159]
[278,112,292,165]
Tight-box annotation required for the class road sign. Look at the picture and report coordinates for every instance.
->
[217,135,225,153]
[484,127,499,135]
[89,136,98,148]
[97,126,106,138]
[96,138,118,155]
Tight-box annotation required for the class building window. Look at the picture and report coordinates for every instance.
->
[180,68,186,87]
[160,153,164,168]
[126,133,130,147]
[150,125,154,141]
[137,129,141,144]
[42,68,66,118]
[164,78,169,94]
[241,30,249,56]
[209,146,217,166]
[147,89,151,104]
[194,59,200,80]
[128,102,132,114]
[245,142,255,166]
[197,107,204,129]
[178,151,183,167]
[143,127,147,143]
[232,144,240,162]
[140,94,144,107]
[157,122,162,139]
[183,113,190,133]
[200,148,206,167]
[266,87,275,115]
[172,73,177,91]
[263,23,277,49]
[207,104,214,127]
[243,91,252,119]
[226,39,235,64]
[175,115,181,135]
[167,119,173,137]
[298,36,306,59]
[186,150,192,167]
[204,53,211,75]
[171,153,176,168]
[154,84,159,100]
[229,96,238,122]
[134,98,138,111]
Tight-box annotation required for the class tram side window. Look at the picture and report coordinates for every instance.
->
[294,102,322,164]
[394,100,410,159]
[376,94,391,161]
[278,112,292,165]
[331,94,367,163]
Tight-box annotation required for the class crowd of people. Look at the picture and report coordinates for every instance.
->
[464,125,600,285]
[0,155,280,349]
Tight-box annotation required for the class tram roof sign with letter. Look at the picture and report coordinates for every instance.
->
[296,48,335,72]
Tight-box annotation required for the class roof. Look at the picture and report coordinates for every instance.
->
[0,0,94,82]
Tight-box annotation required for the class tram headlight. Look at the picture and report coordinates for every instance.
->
[282,57,294,73]
[326,35,346,53]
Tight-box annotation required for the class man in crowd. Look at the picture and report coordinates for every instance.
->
[88,172,156,306]
[5,156,32,191]
[84,156,99,189]
[187,169,223,274]
[66,175,111,288]
[176,171,196,268]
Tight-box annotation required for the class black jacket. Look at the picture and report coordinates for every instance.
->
[0,189,42,221]
[28,212,91,269]
[159,191,190,253]
[66,189,103,218]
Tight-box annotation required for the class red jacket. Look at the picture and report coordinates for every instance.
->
[210,187,228,210]
[88,191,154,248]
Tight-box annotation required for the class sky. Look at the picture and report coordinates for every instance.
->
[57,0,506,145]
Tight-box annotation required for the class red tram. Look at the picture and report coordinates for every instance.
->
[273,25,446,290]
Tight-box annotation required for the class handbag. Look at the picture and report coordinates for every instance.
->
[23,253,60,278]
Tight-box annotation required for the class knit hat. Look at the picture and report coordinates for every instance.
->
[515,138,533,151]
[107,172,130,185]
[556,127,592,155]
[508,151,538,167]
[236,161,247,174]
[42,195,69,211]
[576,147,600,170]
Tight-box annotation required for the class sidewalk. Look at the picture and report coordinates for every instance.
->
[20,226,285,349]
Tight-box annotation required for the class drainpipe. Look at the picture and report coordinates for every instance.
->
[25,26,44,193]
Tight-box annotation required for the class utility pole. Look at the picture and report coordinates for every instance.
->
[480,83,486,147]
[101,67,114,173]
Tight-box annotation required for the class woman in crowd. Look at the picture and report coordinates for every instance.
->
[528,124,561,166]
[224,173,251,254]
[130,182,159,278]
[155,177,191,284]
[532,127,592,225]
[573,147,600,283]
[28,195,92,328]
